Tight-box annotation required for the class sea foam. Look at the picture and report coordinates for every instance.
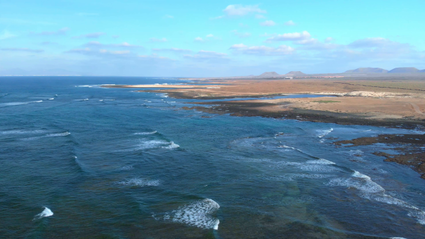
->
[328,171,425,225]
[118,178,160,187]
[134,131,157,135]
[33,207,53,220]
[46,131,71,137]
[316,128,334,138]
[158,199,220,230]
[0,100,43,107]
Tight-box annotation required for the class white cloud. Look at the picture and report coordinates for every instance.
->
[206,34,214,38]
[223,5,266,17]
[150,37,167,42]
[139,53,171,60]
[184,50,229,61]
[31,27,69,36]
[325,37,333,43]
[349,37,391,48]
[194,37,203,42]
[100,49,130,55]
[230,44,294,55]
[284,20,295,26]
[72,32,105,39]
[296,38,318,45]
[83,41,142,48]
[153,48,192,53]
[164,15,174,19]
[0,30,16,40]
[40,41,57,45]
[210,15,225,20]
[267,31,311,41]
[1,47,43,53]
[232,30,251,38]
[260,20,276,26]
[66,47,132,57]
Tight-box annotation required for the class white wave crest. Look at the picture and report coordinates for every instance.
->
[0,100,43,107]
[328,172,385,194]
[160,199,220,230]
[328,171,425,225]
[134,131,157,135]
[46,131,71,137]
[75,85,100,88]
[134,139,179,150]
[307,158,336,165]
[118,178,160,187]
[162,141,180,149]
[317,128,334,138]
[135,140,169,150]
[0,130,45,135]
[120,165,134,171]
[33,207,53,220]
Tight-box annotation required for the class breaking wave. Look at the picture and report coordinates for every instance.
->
[0,100,43,107]
[328,170,425,225]
[155,198,220,230]
[316,128,334,138]
[134,131,157,135]
[118,178,160,187]
[33,207,53,220]
[135,140,179,150]
[0,130,46,135]
[46,131,71,137]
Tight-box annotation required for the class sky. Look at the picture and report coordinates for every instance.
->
[0,0,424,77]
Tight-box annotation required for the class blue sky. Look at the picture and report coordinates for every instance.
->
[1,0,424,76]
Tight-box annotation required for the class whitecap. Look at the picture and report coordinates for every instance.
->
[316,128,334,138]
[46,131,71,137]
[159,199,220,230]
[120,165,134,171]
[75,85,99,88]
[0,100,43,107]
[118,178,160,187]
[135,140,169,150]
[158,93,169,98]
[328,171,425,225]
[33,207,53,220]
[0,130,45,135]
[306,158,336,165]
[278,145,297,151]
[134,131,157,135]
[328,172,385,194]
[349,149,364,157]
[162,141,180,149]
[279,173,333,181]
[48,98,54,100]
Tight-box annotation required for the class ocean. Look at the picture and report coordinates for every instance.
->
[1,76,424,238]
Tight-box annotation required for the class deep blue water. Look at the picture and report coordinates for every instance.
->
[1,77,425,238]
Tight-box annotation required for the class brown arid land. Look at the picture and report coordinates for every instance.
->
[104,76,425,178]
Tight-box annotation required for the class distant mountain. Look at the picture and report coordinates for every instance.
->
[286,71,305,76]
[257,72,281,78]
[345,67,388,74]
[388,67,420,73]
[420,69,425,72]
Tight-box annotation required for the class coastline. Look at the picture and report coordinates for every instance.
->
[102,77,425,179]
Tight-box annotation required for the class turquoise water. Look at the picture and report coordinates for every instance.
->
[1,77,424,238]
